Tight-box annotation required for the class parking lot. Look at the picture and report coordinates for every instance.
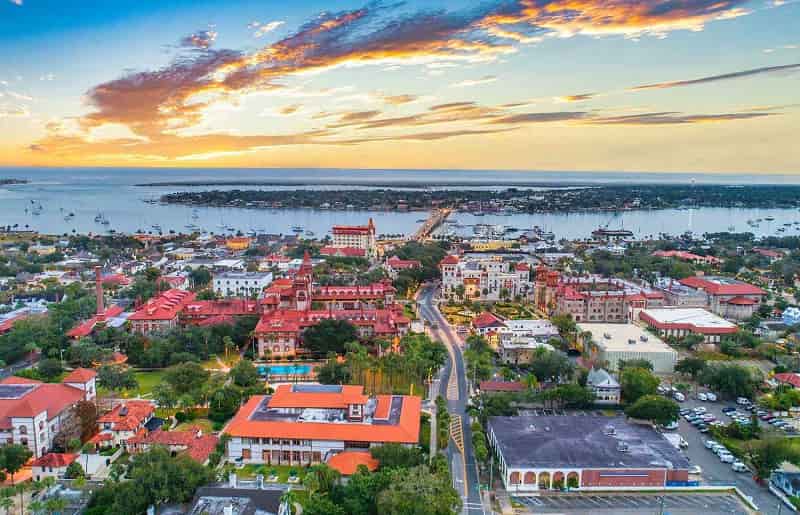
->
[513,492,752,514]
[669,395,785,513]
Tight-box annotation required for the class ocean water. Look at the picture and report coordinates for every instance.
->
[0,167,799,239]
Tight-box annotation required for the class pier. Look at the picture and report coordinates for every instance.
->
[413,208,451,241]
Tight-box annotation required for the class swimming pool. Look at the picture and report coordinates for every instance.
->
[258,364,313,376]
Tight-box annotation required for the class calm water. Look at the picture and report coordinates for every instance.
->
[1,168,799,239]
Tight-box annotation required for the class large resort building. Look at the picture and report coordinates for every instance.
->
[439,254,533,301]
[225,384,420,469]
[321,219,377,258]
[533,267,664,323]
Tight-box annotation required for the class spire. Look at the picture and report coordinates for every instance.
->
[95,266,105,321]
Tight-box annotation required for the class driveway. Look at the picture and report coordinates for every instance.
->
[669,396,783,514]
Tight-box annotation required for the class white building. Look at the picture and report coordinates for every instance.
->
[0,369,96,458]
[578,323,677,374]
[213,271,273,298]
[586,368,621,405]
[639,307,737,344]
[440,255,532,301]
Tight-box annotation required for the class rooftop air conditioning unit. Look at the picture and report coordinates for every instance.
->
[628,339,636,345]
[640,335,648,342]
[603,333,611,339]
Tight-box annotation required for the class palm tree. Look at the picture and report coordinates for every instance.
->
[15,483,28,515]
[44,496,68,515]
[0,495,12,515]
[27,499,44,515]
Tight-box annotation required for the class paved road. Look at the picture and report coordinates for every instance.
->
[672,396,783,514]
[418,285,485,515]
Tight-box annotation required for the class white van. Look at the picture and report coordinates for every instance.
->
[698,393,708,401]
[706,392,717,402]
[732,461,749,473]
[737,397,750,405]
[674,392,685,402]
[719,453,735,463]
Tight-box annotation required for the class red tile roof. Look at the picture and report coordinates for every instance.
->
[128,427,218,463]
[225,394,421,444]
[725,296,757,305]
[0,379,86,428]
[332,225,373,235]
[97,401,155,432]
[679,276,766,296]
[774,373,800,389]
[472,312,505,329]
[182,299,258,318]
[268,384,368,409]
[31,453,78,468]
[67,305,126,338]
[386,256,421,269]
[62,368,97,383]
[440,255,460,266]
[327,451,379,475]
[129,289,195,321]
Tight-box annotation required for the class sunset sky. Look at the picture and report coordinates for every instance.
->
[1,0,799,173]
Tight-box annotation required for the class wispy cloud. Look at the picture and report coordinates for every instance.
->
[31,0,788,161]
[8,0,22,5]
[764,44,798,53]
[248,20,285,38]
[630,63,800,91]
[450,75,497,88]
[0,106,29,118]
[39,73,55,81]
[582,111,776,125]
[555,93,595,103]
[181,30,218,49]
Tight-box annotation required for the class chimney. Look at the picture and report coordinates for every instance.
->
[95,266,105,321]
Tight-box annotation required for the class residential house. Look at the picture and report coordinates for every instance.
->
[586,368,621,405]
[31,453,78,481]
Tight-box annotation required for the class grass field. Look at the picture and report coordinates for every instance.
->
[97,369,166,398]
[175,417,214,433]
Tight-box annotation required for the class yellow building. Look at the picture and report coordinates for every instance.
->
[469,240,516,252]
[226,237,252,251]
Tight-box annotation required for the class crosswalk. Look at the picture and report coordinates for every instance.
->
[450,414,464,453]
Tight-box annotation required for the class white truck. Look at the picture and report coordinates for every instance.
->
[664,433,688,450]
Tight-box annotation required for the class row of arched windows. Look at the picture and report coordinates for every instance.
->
[509,471,580,489]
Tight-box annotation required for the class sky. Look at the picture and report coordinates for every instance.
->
[1,0,799,173]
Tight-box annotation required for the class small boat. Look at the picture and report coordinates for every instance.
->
[305,230,315,237]
[765,216,775,221]
[151,224,162,231]
[728,225,735,231]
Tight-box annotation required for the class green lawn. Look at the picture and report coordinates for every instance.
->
[233,464,308,483]
[98,369,166,398]
[175,418,214,433]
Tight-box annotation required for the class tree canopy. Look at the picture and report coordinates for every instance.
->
[303,319,359,355]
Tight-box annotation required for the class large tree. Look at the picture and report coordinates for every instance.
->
[96,364,138,392]
[376,466,461,515]
[620,367,659,404]
[625,395,679,426]
[0,445,32,484]
[230,359,259,388]
[163,362,210,396]
[303,319,359,355]
[701,363,762,400]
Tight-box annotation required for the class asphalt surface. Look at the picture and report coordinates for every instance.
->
[670,396,784,514]
[418,285,485,515]
[515,492,751,514]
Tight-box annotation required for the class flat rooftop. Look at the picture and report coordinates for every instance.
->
[577,323,673,353]
[640,308,736,330]
[489,415,689,470]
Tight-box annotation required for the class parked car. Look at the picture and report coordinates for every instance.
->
[732,461,749,472]
[737,397,751,405]
[680,408,691,416]
[698,425,710,433]
[694,407,707,414]
[689,465,703,475]
[664,421,679,430]
[698,393,708,401]
[706,392,717,402]
[704,439,718,449]
[722,406,736,413]
[719,453,735,463]
[674,392,685,402]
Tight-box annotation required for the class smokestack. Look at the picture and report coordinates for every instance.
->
[95,266,105,321]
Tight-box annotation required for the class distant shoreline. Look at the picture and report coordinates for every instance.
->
[0,179,29,185]
[135,180,583,188]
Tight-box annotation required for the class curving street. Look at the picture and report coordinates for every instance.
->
[418,285,486,515]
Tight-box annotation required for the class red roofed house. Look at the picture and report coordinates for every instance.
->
[471,312,506,336]
[128,289,196,334]
[774,373,800,389]
[96,400,156,448]
[331,218,377,258]
[180,298,259,325]
[753,247,785,263]
[383,256,421,279]
[327,451,379,475]
[0,369,96,458]
[679,275,766,320]
[225,384,420,467]
[128,427,219,464]
[31,452,78,481]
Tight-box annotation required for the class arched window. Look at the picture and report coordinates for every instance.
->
[538,472,551,490]
[509,472,521,485]
[18,426,27,435]
[523,472,536,484]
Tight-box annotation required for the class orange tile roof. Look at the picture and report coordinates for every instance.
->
[128,428,218,463]
[225,395,421,445]
[374,395,392,419]
[327,451,379,475]
[97,400,154,431]
[268,384,368,409]
[62,368,97,383]
[129,289,195,321]
[31,453,78,468]
[0,381,86,428]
